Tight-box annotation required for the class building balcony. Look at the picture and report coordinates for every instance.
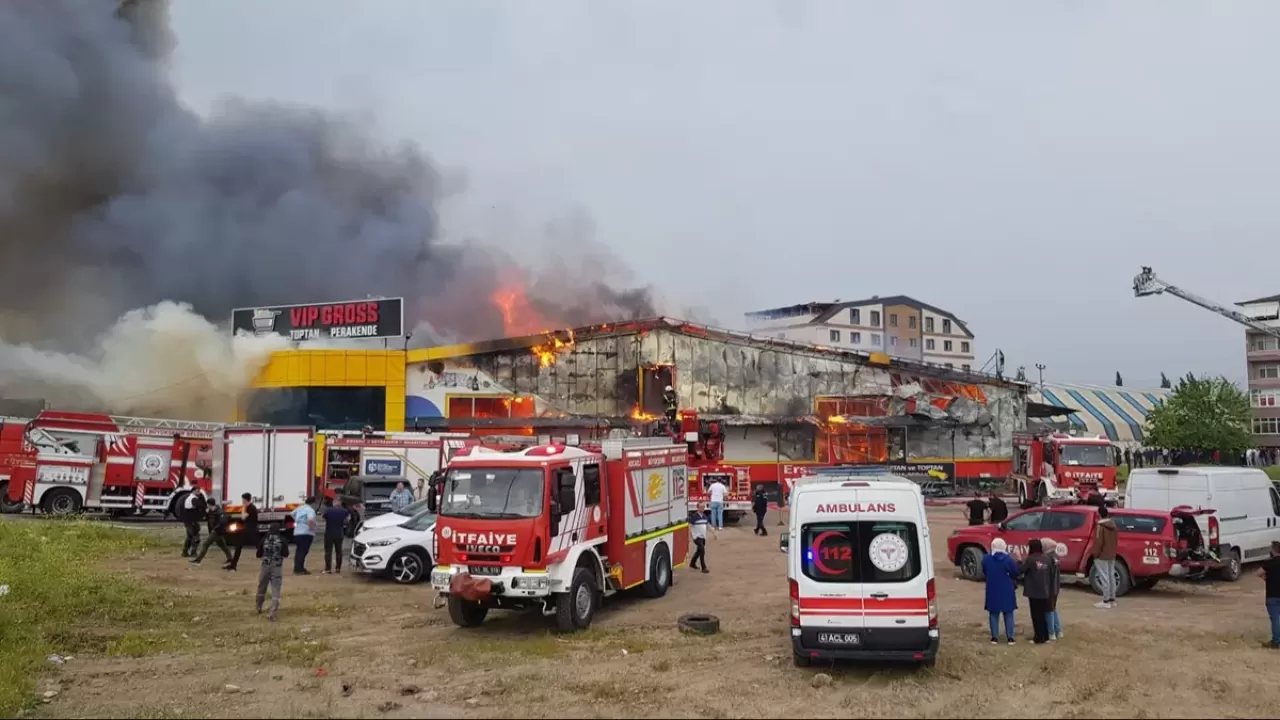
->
[1247,348,1280,362]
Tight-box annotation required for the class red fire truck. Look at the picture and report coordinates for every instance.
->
[0,411,255,516]
[652,410,752,523]
[1011,430,1118,507]
[316,430,470,497]
[428,436,690,632]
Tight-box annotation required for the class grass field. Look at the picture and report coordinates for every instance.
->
[0,520,170,716]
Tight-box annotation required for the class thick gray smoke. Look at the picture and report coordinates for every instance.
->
[0,1,657,416]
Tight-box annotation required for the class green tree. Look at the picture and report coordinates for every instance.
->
[1145,373,1251,454]
[1160,372,1171,389]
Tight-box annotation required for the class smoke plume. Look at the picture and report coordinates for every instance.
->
[0,1,657,417]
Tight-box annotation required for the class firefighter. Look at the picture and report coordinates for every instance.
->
[179,487,206,558]
[662,385,678,423]
[752,485,769,536]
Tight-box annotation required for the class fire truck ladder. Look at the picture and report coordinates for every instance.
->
[1133,266,1280,339]
[107,415,268,432]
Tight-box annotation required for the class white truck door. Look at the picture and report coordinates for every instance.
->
[266,429,313,514]
[223,430,267,507]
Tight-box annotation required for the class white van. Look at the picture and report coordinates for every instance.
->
[780,470,938,667]
[1126,467,1280,580]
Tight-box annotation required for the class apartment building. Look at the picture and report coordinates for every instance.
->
[743,295,977,370]
[1237,294,1280,447]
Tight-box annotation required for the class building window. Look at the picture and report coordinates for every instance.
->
[942,319,952,334]
[889,336,898,347]
[1252,389,1280,407]
[908,316,917,329]
[870,311,881,327]
[944,362,954,369]
[830,329,841,342]
[851,331,862,344]
[925,338,935,351]
[889,314,898,327]
[961,341,970,353]
[871,333,881,346]
[925,317,934,333]
[1254,417,1280,435]
[909,338,918,348]
[1258,365,1280,380]
[1251,336,1280,352]
[962,364,971,372]
[944,340,953,352]
[850,309,860,325]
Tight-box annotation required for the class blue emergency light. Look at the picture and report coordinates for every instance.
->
[808,465,890,477]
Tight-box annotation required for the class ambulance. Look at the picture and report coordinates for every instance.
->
[780,467,938,667]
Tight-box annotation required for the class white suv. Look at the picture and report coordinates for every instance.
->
[350,508,436,584]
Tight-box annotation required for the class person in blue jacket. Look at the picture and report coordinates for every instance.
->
[983,537,1020,645]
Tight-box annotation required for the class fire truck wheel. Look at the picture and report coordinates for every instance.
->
[168,490,191,519]
[556,566,598,633]
[1035,483,1048,506]
[42,488,83,517]
[0,482,24,514]
[1089,558,1132,597]
[447,595,489,628]
[677,613,720,635]
[643,545,672,598]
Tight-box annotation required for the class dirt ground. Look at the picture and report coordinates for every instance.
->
[24,509,1280,719]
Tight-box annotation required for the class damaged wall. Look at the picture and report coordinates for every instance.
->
[406,325,1027,460]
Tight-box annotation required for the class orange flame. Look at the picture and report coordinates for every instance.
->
[491,272,552,337]
[630,406,658,421]
[532,330,575,368]
[827,415,848,424]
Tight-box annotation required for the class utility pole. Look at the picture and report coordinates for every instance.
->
[1035,363,1046,391]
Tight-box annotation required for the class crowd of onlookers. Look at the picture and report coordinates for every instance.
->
[1117,446,1279,468]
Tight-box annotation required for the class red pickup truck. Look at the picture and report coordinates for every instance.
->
[947,504,1223,596]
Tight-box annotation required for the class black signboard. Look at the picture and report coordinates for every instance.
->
[231,298,404,342]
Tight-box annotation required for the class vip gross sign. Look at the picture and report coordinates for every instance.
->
[231,298,404,342]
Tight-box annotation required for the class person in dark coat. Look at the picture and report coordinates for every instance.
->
[1020,538,1054,644]
[751,486,769,536]
[225,492,259,571]
[983,538,1019,645]
[190,499,233,566]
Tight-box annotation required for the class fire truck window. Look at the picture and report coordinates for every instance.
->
[1042,511,1086,532]
[554,468,577,513]
[1059,444,1113,467]
[1002,510,1045,532]
[440,468,544,518]
[583,464,601,506]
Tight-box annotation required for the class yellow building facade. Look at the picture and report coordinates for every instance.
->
[246,349,407,431]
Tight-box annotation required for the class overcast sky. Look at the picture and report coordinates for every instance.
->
[169,1,1280,388]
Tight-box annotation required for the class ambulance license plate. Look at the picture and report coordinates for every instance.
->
[818,632,860,646]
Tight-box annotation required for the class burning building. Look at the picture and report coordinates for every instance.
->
[395,317,1027,485]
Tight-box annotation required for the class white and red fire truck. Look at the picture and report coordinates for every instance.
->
[0,411,257,516]
[660,411,753,523]
[428,436,690,632]
[316,430,469,498]
[1012,430,1118,507]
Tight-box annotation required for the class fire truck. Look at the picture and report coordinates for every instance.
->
[211,427,315,522]
[1012,430,1118,507]
[0,411,256,516]
[650,410,751,523]
[428,436,690,632]
[316,430,467,497]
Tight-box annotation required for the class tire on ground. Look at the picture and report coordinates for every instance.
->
[1089,558,1133,597]
[389,549,428,584]
[42,487,83,516]
[0,481,24,513]
[677,613,721,635]
[1218,549,1242,582]
[447,594,488,628]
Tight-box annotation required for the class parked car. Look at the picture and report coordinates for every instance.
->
[918,479,954,498]
[946,503,1223,596]
[350,507,436,584]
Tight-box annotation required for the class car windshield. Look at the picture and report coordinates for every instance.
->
[400,509,438,532]
[1060,444,1114,467]
[440,467,544,519]
[394,497,432,517]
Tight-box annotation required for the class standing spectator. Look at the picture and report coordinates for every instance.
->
[1092,505,1119,608]
[180,487,206,558]
[751,486,769,536]
[1258,541,1280,649]
[688,505,710,573]
[190,499,233,567]
[255,524,289,621]
[321,497,351,575]
[988,491,1009,524]
[1123,448,1132,469]
[983,538,1019,645]
[1042,538,1063,640]
[225,492,259,571]
[388,481,414,513]
[964,491,988,526]
[707,477,727,530]
[291,497,318,575]
[1019,538,1053,644]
